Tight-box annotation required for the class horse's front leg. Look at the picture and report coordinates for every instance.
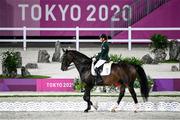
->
[83,85,93,112]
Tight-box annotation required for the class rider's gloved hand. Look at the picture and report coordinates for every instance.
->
[92,57,96,61]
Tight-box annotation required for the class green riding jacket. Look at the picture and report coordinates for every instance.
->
[96,41,109,61]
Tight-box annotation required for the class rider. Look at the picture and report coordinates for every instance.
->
[94,33,109,84]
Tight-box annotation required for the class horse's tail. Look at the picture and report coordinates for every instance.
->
[135,65,149,101]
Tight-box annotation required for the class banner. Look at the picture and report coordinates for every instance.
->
[0,0,133,36]
[0,78,74,92]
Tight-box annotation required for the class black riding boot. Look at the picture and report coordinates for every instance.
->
[95,68,103,85]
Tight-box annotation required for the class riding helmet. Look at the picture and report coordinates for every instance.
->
[99,34,108,40]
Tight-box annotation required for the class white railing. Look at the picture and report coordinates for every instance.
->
[0,26,180,51]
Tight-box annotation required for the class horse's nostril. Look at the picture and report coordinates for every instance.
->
[65,67,68,71]
[62,67,67,71]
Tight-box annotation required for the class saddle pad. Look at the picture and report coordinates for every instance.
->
[91,61,113,76]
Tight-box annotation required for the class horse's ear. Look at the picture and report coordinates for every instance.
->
[62,48,68,53]
[62,48,65,52]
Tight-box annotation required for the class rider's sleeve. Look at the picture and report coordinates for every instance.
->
[100,44,108,57]
[96,52,100,59]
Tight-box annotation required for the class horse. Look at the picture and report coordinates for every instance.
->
[61,49,149,112]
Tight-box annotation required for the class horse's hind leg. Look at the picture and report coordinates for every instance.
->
[83,85,93,112]
[128,83,138,104]
[111,84,125,112]
[128,83,138,112]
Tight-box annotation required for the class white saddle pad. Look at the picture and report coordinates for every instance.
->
[91,61,113,76]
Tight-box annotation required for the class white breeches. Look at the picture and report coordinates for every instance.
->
[94,59,106,68]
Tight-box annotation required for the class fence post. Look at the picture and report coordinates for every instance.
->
[76,26,79,51]
[128,26,132,51]
[23,26,27,51]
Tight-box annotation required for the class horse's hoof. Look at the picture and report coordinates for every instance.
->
[110,104,118,112]
[134,104,139,113]
[84,109,89,113]
[111,109,116,112]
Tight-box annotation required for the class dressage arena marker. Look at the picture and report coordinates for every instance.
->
[0,101,180,111]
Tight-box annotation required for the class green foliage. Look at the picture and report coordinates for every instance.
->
[147,76,154,89]
[1,50,19,77]
[162,60,179,63]
[150,34,169,52]
[109,54,123,62]
[134,76,154,89]
[0,74,50,79]
[109,54,143,66]
[123,57,144,66]
[19,75,50,79]
[133,80,141,88]
[74,78,85,91]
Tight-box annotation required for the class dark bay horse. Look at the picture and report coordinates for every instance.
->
[61,49,149,112]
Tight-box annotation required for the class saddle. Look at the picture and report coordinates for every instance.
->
[91,60,113,76]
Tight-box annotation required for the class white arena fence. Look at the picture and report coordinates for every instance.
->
[0,26,180,51]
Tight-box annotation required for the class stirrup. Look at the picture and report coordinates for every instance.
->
[97,79,103,84]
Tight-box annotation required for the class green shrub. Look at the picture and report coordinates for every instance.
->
[134,76,154,89]
[1,50,19,77]
[122,57,144,66]
[147,76,154,89]
[150,34,169,52]
[74,78,86,91]
[110,54,143,66]
[109,54,123,62]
